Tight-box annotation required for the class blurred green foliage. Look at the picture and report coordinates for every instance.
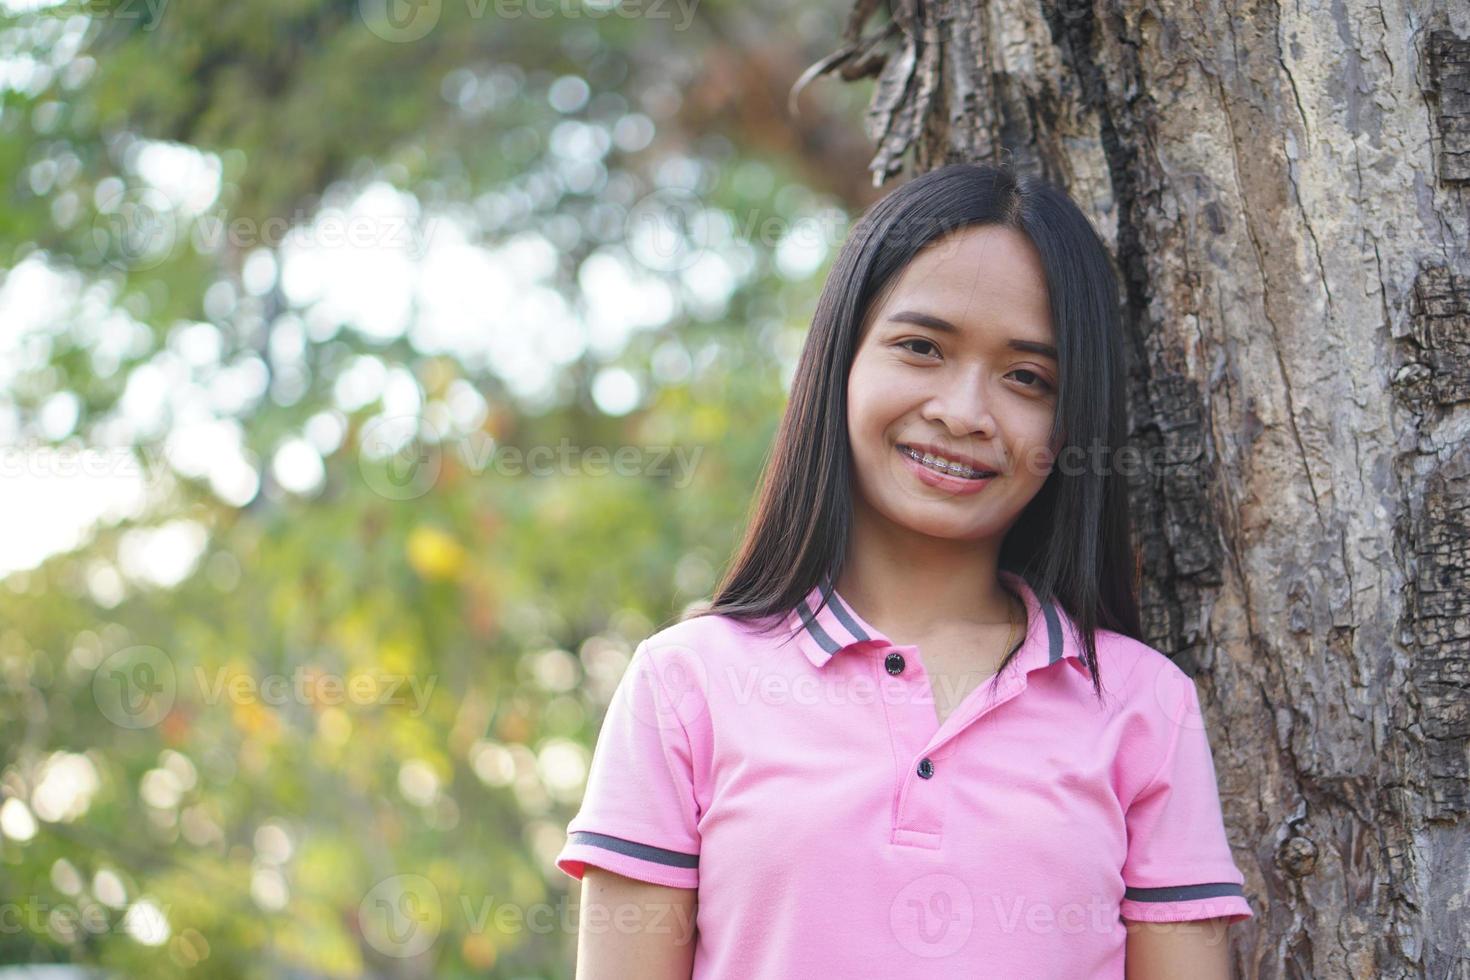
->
[0,0,879,974]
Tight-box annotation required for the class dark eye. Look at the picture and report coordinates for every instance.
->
[1009,369,1053,391]
[897,338,940,358]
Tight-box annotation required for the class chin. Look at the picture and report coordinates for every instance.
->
[887,506,1005,541]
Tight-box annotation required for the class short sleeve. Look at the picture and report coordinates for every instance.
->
[555,640,701,889]
[1120,675,1254,924]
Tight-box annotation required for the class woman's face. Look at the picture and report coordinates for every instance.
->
[846,224,1060,543]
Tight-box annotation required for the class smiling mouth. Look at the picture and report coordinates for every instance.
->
[896,444,997,480]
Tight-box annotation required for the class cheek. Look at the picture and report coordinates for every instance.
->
[1011,424,1059,481]
[847,363,907,441]
[846,397,891,459]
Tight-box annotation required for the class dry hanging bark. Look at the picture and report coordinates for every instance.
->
[803,0,1470,976]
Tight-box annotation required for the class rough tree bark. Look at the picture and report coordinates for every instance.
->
[804,0,1469,976]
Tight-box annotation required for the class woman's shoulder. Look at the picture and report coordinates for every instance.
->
[1086,627,1200,709]
[648,602,788,644]
[620,609,791,727]
[636,606,791,669]
[1090,627,1185,671]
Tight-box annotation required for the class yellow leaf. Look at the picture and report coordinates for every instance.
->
[406,526,466,581]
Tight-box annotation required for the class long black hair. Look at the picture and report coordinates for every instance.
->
[684,162,1142,703]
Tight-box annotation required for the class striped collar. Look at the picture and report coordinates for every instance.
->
[783,569,1087,677]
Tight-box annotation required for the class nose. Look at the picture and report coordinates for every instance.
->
[920,371,998,439]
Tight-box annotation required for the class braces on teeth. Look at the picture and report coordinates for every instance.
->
[900,445,990,479]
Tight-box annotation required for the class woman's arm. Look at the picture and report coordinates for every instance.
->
[1124,916,1234,980]
[574,866,698,980]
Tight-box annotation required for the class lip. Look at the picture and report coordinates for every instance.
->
[896,442,999,475]
[897,444,997,495]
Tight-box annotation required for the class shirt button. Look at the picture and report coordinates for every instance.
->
[917,757,934,778]
[884,651,906,675]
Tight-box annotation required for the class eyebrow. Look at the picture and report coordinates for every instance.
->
[887,309,1058,361]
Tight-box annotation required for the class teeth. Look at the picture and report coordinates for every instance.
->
[901,446,991,479]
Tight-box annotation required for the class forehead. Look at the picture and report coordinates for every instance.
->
[875,225,1053,333]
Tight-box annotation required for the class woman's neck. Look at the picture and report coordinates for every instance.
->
[833,525,1018,640]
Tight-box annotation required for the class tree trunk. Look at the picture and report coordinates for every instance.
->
[810,0,1469,975]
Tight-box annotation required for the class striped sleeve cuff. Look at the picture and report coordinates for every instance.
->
[555,830,699,890]
[1120,881,1253,923]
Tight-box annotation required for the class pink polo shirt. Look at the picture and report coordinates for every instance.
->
[556,569,1253,978]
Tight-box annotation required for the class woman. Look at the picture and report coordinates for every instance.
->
[556,162,1253,979]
